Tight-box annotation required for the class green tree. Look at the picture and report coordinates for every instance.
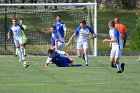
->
[130,13,140,51]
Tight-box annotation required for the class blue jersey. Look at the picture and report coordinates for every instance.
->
[46,51,71,67]
[53,22,66,38]
[51,31,65,46]
[109,28,123,49]
[74,25,94,42]
[8,24,24,39]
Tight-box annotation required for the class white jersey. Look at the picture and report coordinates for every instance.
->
[8,24,24,39]
[109,28,123,50]
[74,26,94,42]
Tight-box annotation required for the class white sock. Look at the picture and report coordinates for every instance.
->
[85,54,88,64]
[18,48,22,60]
[21,47,25,60]
[116,63,122,71]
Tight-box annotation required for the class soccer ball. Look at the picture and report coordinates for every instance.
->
[23,61,30,68]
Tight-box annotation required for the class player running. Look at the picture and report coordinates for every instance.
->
[50,25,65,51]
[66,20,96,66]
[103,20,125,73]
[15,18,28,56]
[45,49,82,69]
[7,18,25,61]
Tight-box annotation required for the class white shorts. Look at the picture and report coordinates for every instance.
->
[110,49,122,58]
[14,37,24,47]
[58,41,65,51]
[77,41,88,50]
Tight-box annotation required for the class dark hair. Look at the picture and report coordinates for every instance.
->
[48,49,54,54]
[108,20,115,27]
[50,25,56,29]
[80,20,86,24]
[56,15,61,18]
[12,18,17,21]
[19,18,24,21]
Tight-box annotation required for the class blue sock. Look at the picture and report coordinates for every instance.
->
[75,64,82,66]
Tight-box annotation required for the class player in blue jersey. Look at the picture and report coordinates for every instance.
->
[66,20,96,66]
[53,15,67,40]
[103,20,125,73]
[50,25,65,51]
[7,18,25,61]
[45,49,82,69]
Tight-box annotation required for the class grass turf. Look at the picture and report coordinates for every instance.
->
[0,55,140,93]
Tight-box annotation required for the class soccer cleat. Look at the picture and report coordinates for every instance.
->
[111,63,117,68]
[121,63,125,72]
[15,55,17,57]
[22,57,25,61]
[18,59,22,62]
[137,58,140,62]
[117,71,122,73]
[86,64,88,66]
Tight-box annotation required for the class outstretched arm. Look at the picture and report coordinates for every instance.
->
[66,34,75,47]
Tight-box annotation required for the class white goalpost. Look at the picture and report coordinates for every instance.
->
[0,2,97,56]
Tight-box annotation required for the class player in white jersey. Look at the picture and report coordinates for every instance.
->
[50,25,65,51]
[66,20,96,66]
[7,18,25,61]
[103,20,125,73]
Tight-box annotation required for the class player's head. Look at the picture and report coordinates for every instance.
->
[50,25,56,33]
[19,18,24,24]
[114,18,120,24]
[48,49,54,57]
[80,20,87,29]
[108,20,115,29]
[12,18,18,26]
[56,15,61,22]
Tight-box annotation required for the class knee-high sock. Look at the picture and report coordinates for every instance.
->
[20,47,25,60]
[85,54,88,64]
[18,48,21,59]
[16,48,18,55]
[116,63,122,71]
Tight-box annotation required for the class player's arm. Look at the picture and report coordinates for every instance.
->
[88,26,96,39]
[45,57,52,69]
[124,25,127,42]
[62,24,67,40]
[90,33,96,39]
[7,32,10,39]
[103,38,118,43]
[55,39,58,50]
[66,33,75,47]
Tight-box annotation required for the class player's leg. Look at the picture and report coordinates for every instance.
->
[57,41,64,51]
[23,43,26,56]
[115,49,125,73]
[110,49,116,68]
[77,42,83,58]
[14,39,22,61]
[15,48,18,56]
[19,37,25,61]
[83,41,89,66]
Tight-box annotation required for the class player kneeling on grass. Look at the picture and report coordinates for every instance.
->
[45,49,82,69]
[103,20,125,73]
[66,20,96,66]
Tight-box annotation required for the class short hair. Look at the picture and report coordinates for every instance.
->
[12,18,17,21]
[19,18,24,21]
[114,18,120,23]
[56,15,61,18]
[50,25,56,29]
[80,20,86,24]
[48,49,54,54]
[108,20,115,27]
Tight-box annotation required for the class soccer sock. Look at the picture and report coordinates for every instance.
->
[85,54,88,64]
[21,47,25,60]
[15,48,18,55]
[116,63,122,71]
[18,48,21,59]
[24,48,26,56]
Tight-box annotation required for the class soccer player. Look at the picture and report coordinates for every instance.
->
[7,18,25,61]
[50,25,65,51]
[66,20,96,66]
[53,15,67,40]
[103,20,125,73]
[45,49,82,69]
[15,18,28,56]
[114,18,127,48]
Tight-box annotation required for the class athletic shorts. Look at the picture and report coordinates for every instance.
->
[77,41,88,50]
[14,37,24,47]
[58,41,65,51]
[110,49,122,58]
[62,57,72,67]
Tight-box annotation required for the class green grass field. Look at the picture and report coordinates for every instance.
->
[0,55,140,93]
